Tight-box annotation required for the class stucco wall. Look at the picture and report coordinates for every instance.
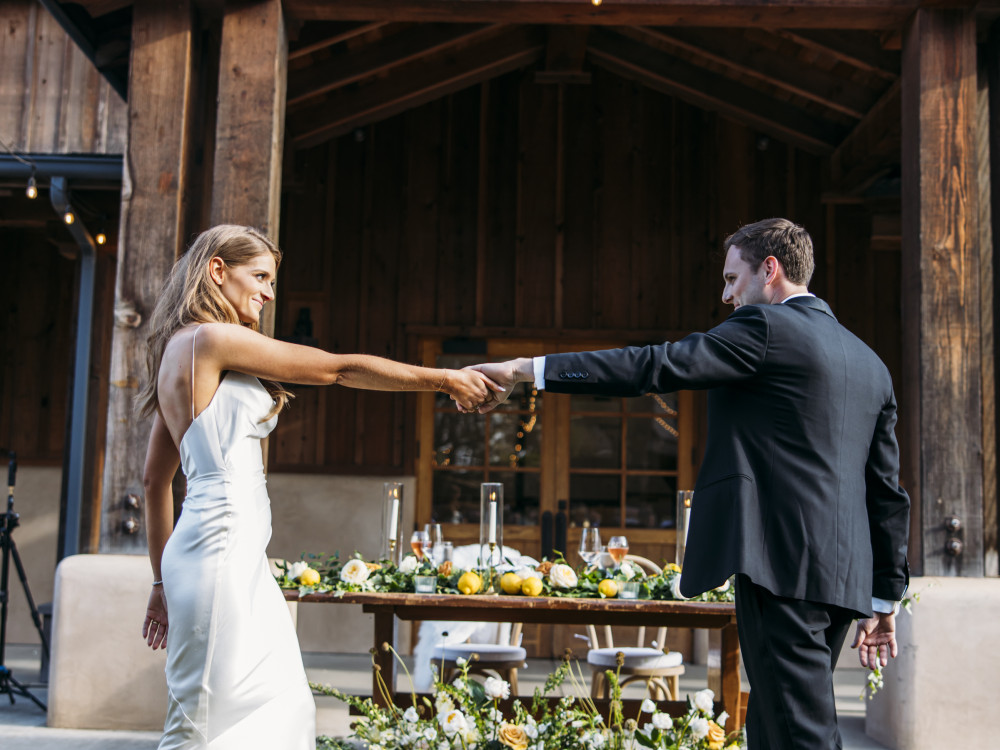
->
[7,468,415,656]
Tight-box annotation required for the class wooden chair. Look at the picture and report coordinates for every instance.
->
[584,555,685,700]
[432,622,526,694]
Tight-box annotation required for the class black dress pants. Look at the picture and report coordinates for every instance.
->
[735,575,855,750]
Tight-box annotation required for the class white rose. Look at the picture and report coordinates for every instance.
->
[287,561,309,580]
[715,579,731,593]
[516,566,541,580]
[440,710,467,736]
[455,656,467,667]
[525,724,538,739]
[399,555,419,574]
[651,712,672,730]
[483,676,510,700]
[423,727,437,740]
[340,558,371,584]
[403,706,419,723]
[640,698,656,714]
[693,688,715,714]
[549,563,578,588]
[717,711,729,728]
[619,561,636,580]
[670,574,688,600]
[688,716,709,739]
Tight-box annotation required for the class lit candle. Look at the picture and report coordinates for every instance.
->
[488,494,497,544]
[683,494,692,547]
[389,489,399,542]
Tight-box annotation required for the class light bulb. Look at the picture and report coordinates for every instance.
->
[96,232,107,245]
[592,0,602,5]
[26,176,37,199]
[64,211,75,225]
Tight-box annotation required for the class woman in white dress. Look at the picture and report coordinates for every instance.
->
[137,225,498,749]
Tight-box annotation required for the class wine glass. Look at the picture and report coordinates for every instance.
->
[425,523,444,563]
[607,535,629,570]
[579,526,602,568]
[410,530,429,559]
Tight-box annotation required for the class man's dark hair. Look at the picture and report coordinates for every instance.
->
[723,218,815,285]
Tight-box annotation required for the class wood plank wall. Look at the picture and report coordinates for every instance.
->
[1,0,126,154]
[274,66,904,475]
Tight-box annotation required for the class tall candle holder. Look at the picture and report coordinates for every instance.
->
[479,483,503,593]
[675,490,694,568]
[382,482,404,565]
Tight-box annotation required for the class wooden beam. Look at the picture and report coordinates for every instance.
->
[828,79,901,193]
[288,20,387,60]
[634,26,880,119]
[288,26,544,149]
[211,0,287,244]
[587,28,842,154]
[287,23,500,106]
[900,8,983,576]
[100,0,197,552]
[983,18,1000,576]
[535,25,591,84]
[774,29,901,80]
[283,0,921,30]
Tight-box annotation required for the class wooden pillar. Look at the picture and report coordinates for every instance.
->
[210,0,287,279]
[901,8,983,576]
[984,20,1000,576]
[100,1,198,552]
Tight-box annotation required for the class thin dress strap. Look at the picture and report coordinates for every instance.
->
[190,326,200,422]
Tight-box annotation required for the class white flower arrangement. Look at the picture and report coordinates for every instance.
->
[314,650,745,750]
[339,558,370,585]
[549,563,579,589]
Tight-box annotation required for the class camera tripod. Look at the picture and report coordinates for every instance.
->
[0,451,49,710]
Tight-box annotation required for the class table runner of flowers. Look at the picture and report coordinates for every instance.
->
[276,553,734,603]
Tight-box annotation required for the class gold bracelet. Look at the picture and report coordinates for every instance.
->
[435,370,448,392]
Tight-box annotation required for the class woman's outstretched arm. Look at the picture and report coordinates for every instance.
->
[198,323,501,409]
[141,412,179,650]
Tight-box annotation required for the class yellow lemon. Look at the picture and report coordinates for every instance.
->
[457,571,482,595]
[299,568,321,586]
[598,579,619,598]
[500,572,523,595]
[521,576,543,596]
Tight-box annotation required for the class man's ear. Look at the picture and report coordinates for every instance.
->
[763,256,781,284]
[208,257,226,285]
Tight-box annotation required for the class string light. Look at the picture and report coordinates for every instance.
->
[96,232,107,245]
[592,0,602,5]
[26,174,37,199]
[63,211,75,225]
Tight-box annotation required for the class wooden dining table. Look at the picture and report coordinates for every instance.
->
[286,589,744,731]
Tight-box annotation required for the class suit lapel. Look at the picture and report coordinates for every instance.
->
[784,295,836,320]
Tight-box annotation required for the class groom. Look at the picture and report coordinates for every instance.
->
[466,218,909,749]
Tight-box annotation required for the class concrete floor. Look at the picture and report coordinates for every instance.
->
[0,643,889,749]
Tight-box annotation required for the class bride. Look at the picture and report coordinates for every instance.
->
[137,225,498,749]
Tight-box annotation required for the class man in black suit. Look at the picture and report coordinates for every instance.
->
[466,218,909,749]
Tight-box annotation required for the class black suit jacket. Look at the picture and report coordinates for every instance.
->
[544,296,909,617]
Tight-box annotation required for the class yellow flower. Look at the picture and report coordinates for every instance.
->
[666,563,681,573]
[438,560,453,576]
[536,561,553,575]
[497,723,528,750]
[707,720,726,750]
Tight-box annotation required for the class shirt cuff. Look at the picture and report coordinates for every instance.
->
[871,597,900,615]
[533,356,546,390]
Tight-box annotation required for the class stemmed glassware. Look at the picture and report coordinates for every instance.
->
[410,530,430,560]
[579,526,602,568]
[607,535,629,570]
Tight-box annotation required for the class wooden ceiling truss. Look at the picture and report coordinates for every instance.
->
[47,1,996,197]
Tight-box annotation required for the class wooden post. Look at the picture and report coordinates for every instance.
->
[100,1,198,552]
[210,0,287,264]
[901,8,983,576]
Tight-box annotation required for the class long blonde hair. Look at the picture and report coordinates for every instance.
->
[136,224,292,420]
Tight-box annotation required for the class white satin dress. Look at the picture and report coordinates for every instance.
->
[159,359,315,749]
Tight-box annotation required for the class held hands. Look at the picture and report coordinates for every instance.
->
[143,585,169,650]
[851,611,897,669]
[456,359,530,414]
[443,368,504,412]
